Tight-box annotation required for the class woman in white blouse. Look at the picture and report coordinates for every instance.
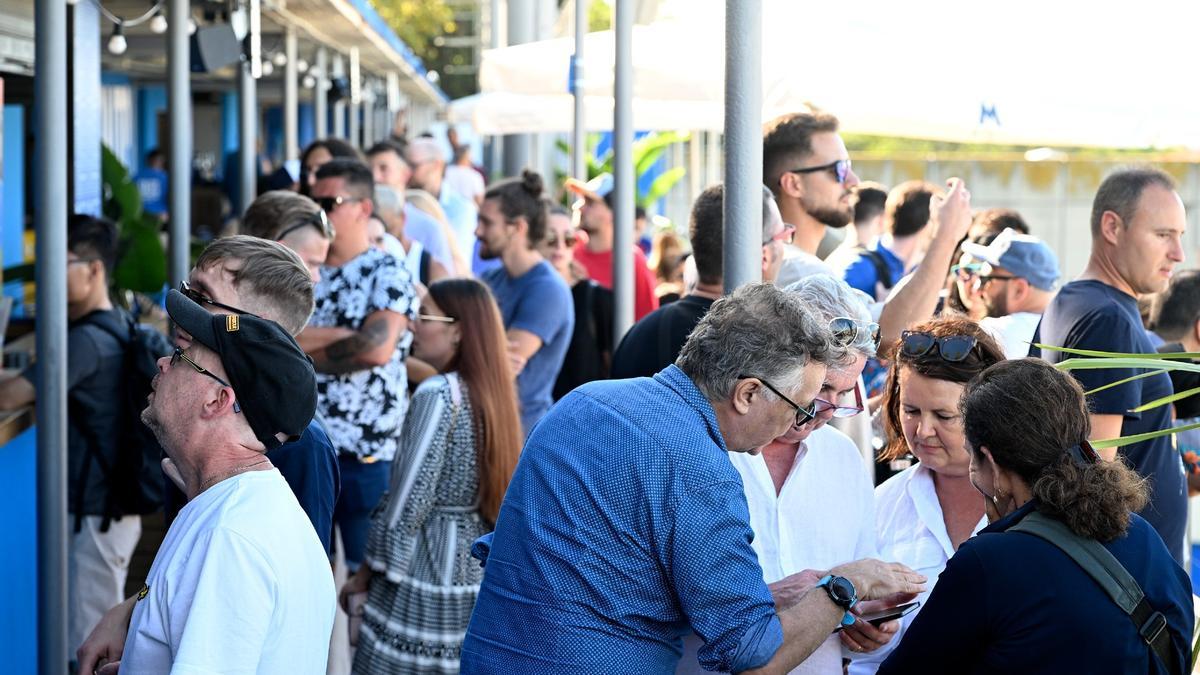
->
[849,316,1006,675]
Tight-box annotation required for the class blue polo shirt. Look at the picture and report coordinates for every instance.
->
[878,501,1193,674]
[460,366,782,674]
[1031,280,1186,563]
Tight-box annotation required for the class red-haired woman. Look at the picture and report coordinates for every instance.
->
[341,278,523,675]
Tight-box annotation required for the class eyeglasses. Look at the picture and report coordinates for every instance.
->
[899,330,978,362]
[765,223,796,246]
[315,195,363,213]
[975,274,1017,289]
[739,374,817,427]
[276,208,335,240]
[544,232,579,249]
[180,281,255,317]
[787,159,853,185]
[416,313,457,324]
[179,281,256,317]
[829,317,881,349]
[171,348,241,413]
[813,385,865,418]
[68,257,98,266]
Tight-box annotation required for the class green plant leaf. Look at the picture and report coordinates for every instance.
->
[1033,343,1200,360]
[640,167,686,208]
[1129,386,1200,413]
[633,131,690,177]
[1053,357,1200,374]
[1084,370,1167,396]
[1092,420,1200,450]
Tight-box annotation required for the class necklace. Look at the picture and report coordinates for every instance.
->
[198,457,271,493]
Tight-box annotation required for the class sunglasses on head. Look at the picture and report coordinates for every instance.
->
[276,208,335,240]
[179,281,257,318]
[787,158,853,185]
[899,330,977,362]
[829,317,881,350]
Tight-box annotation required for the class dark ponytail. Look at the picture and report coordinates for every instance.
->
[962,358,1148,541]
[484,169,549,245]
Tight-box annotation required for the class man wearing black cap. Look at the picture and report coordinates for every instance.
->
[114,290,335,673]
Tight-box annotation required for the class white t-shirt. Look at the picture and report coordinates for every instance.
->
[847,463,986,675]
[775,246,836,289]
[676,426,877,675]
[121,469,335,674]
[980,311,1041,359]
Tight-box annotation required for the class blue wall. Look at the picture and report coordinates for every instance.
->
[0,426,39,673]
[299,103,315,151]
[4,104,26,313]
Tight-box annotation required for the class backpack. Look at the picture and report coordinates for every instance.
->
[855,246,896,295]
[73,309,173,531]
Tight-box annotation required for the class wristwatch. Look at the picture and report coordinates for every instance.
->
[816,574,858,628]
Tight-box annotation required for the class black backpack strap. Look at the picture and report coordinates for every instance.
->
[855,246,895,291]
[1009,511,1180,674]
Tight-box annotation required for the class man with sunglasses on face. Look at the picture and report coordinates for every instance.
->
[958,228,1060,359]
[302,159,418,574]
[676,275,891,675]
[1032,168,1189,564]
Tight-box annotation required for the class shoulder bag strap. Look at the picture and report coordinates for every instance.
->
[1009,511,1179,674]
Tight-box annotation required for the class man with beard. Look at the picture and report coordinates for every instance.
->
[959,228,1060,358]
[839,181,938,301]
[763,111,862,287]
[477,170,573,433]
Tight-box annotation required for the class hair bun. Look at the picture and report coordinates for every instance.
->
[520,169,544,198]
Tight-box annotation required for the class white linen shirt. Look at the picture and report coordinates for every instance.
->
[676,425,877,675]
[847,462,987,675]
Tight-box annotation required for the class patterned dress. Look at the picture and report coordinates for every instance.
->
[353,374,488,674]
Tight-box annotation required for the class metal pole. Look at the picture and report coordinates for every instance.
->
[237,58,257,215]
[34,1,68,670]
[503,0,533,175]
[612,0,633,343]
[332,53,346,139]
[722,0,762,293]
[348,47,360,147]
[486,0,502,176]
[571,0,587,180]
[362,84,374,145]
[283,26,299,161]
[314,47,328,139]
[168,0,191,288]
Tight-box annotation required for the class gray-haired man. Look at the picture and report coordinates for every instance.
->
[462,283,925,674]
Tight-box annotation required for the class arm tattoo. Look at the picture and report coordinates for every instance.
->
[313,319,393,374]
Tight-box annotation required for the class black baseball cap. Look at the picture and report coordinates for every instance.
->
[166,288,316,449]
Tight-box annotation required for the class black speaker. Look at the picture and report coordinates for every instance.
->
[327,76,351,105]
[190,24,241,73]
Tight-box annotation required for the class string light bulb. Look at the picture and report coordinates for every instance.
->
[107,23,128,55]
[260,60,274,76]
[149,11,168,34]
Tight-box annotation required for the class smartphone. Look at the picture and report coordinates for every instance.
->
[833,601,920,633]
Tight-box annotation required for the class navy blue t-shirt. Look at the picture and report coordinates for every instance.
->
[1031,280,1186,562]
[879,503,1193,675]
[164,418,340,553]
[482,260,574,434]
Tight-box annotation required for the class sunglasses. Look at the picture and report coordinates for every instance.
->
[765,223,796,246]
[950,262,985,280]
[787,159,853,185]
[740,374,817,427]
[974,274,1017,290]
[171,348,241,413]
[276,208,335,240]
[179,281,256,318]
[813,385,864,419]
[829,317,881,350]
[315,195,363,213]
[899,330,978,362]
[544,232,579,249]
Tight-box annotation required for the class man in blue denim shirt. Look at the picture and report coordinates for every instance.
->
[461,284,926,674]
